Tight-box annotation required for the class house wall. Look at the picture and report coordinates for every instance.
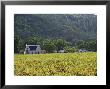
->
[24,45,44,54]
[58,50,64,53]
[41,50,46,54]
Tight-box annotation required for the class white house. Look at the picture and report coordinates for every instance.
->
[24,44,46,54]
[79,49,87,52]
[58,50,65,53]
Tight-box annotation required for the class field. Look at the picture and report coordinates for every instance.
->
[14,52,97,76]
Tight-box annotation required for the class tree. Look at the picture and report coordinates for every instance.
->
[14,35,19,53]
[75,39,97,52]
[42,40,56,53]
[64,46,77,53]
[24,36,44,47]
[17,39,24,54]
[86,40,97,51]
[53,39,69,52]
[14,35,24,54]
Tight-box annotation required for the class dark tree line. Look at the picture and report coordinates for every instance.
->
[75,39,97,52]
[14,35,97,54]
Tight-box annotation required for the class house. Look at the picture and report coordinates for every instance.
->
[24,44,46,54]
[58,50,65,53]
[79,49,87,52]
[53,50,57,53]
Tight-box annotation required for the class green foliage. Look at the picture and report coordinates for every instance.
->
[24,36,44,46]
[64,46,77,53]
[42,40,56,53]
[14,35,96,53]
[14,52,97,76]
[14,35,24,53]
[14,35,19,53]
[14,14,97,53]
[75,39,97,52]
[14,14,97,43]
[52,39,69,51]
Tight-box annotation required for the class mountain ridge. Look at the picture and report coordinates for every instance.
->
[14,14,97,43]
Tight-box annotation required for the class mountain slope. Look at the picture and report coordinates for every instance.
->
[14,14,97,43]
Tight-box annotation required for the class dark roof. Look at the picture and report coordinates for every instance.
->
[29,46,37,50]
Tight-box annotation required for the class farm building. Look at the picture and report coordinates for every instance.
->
[79,49,88,52]
[58,50,65,53]
[24,44,46,54]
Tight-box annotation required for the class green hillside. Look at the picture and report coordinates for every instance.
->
[14,14,97,53]
[14,14,97,41]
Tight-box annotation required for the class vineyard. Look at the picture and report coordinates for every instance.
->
[14,52,97,76]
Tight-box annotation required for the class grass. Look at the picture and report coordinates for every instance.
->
[14,52,97,76]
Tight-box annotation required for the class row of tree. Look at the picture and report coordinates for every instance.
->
[14,35,97,54]
[75,39,97,52]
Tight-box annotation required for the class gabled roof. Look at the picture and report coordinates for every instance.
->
[26,44,40,50]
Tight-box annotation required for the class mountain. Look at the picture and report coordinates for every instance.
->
[14,14,97,43]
